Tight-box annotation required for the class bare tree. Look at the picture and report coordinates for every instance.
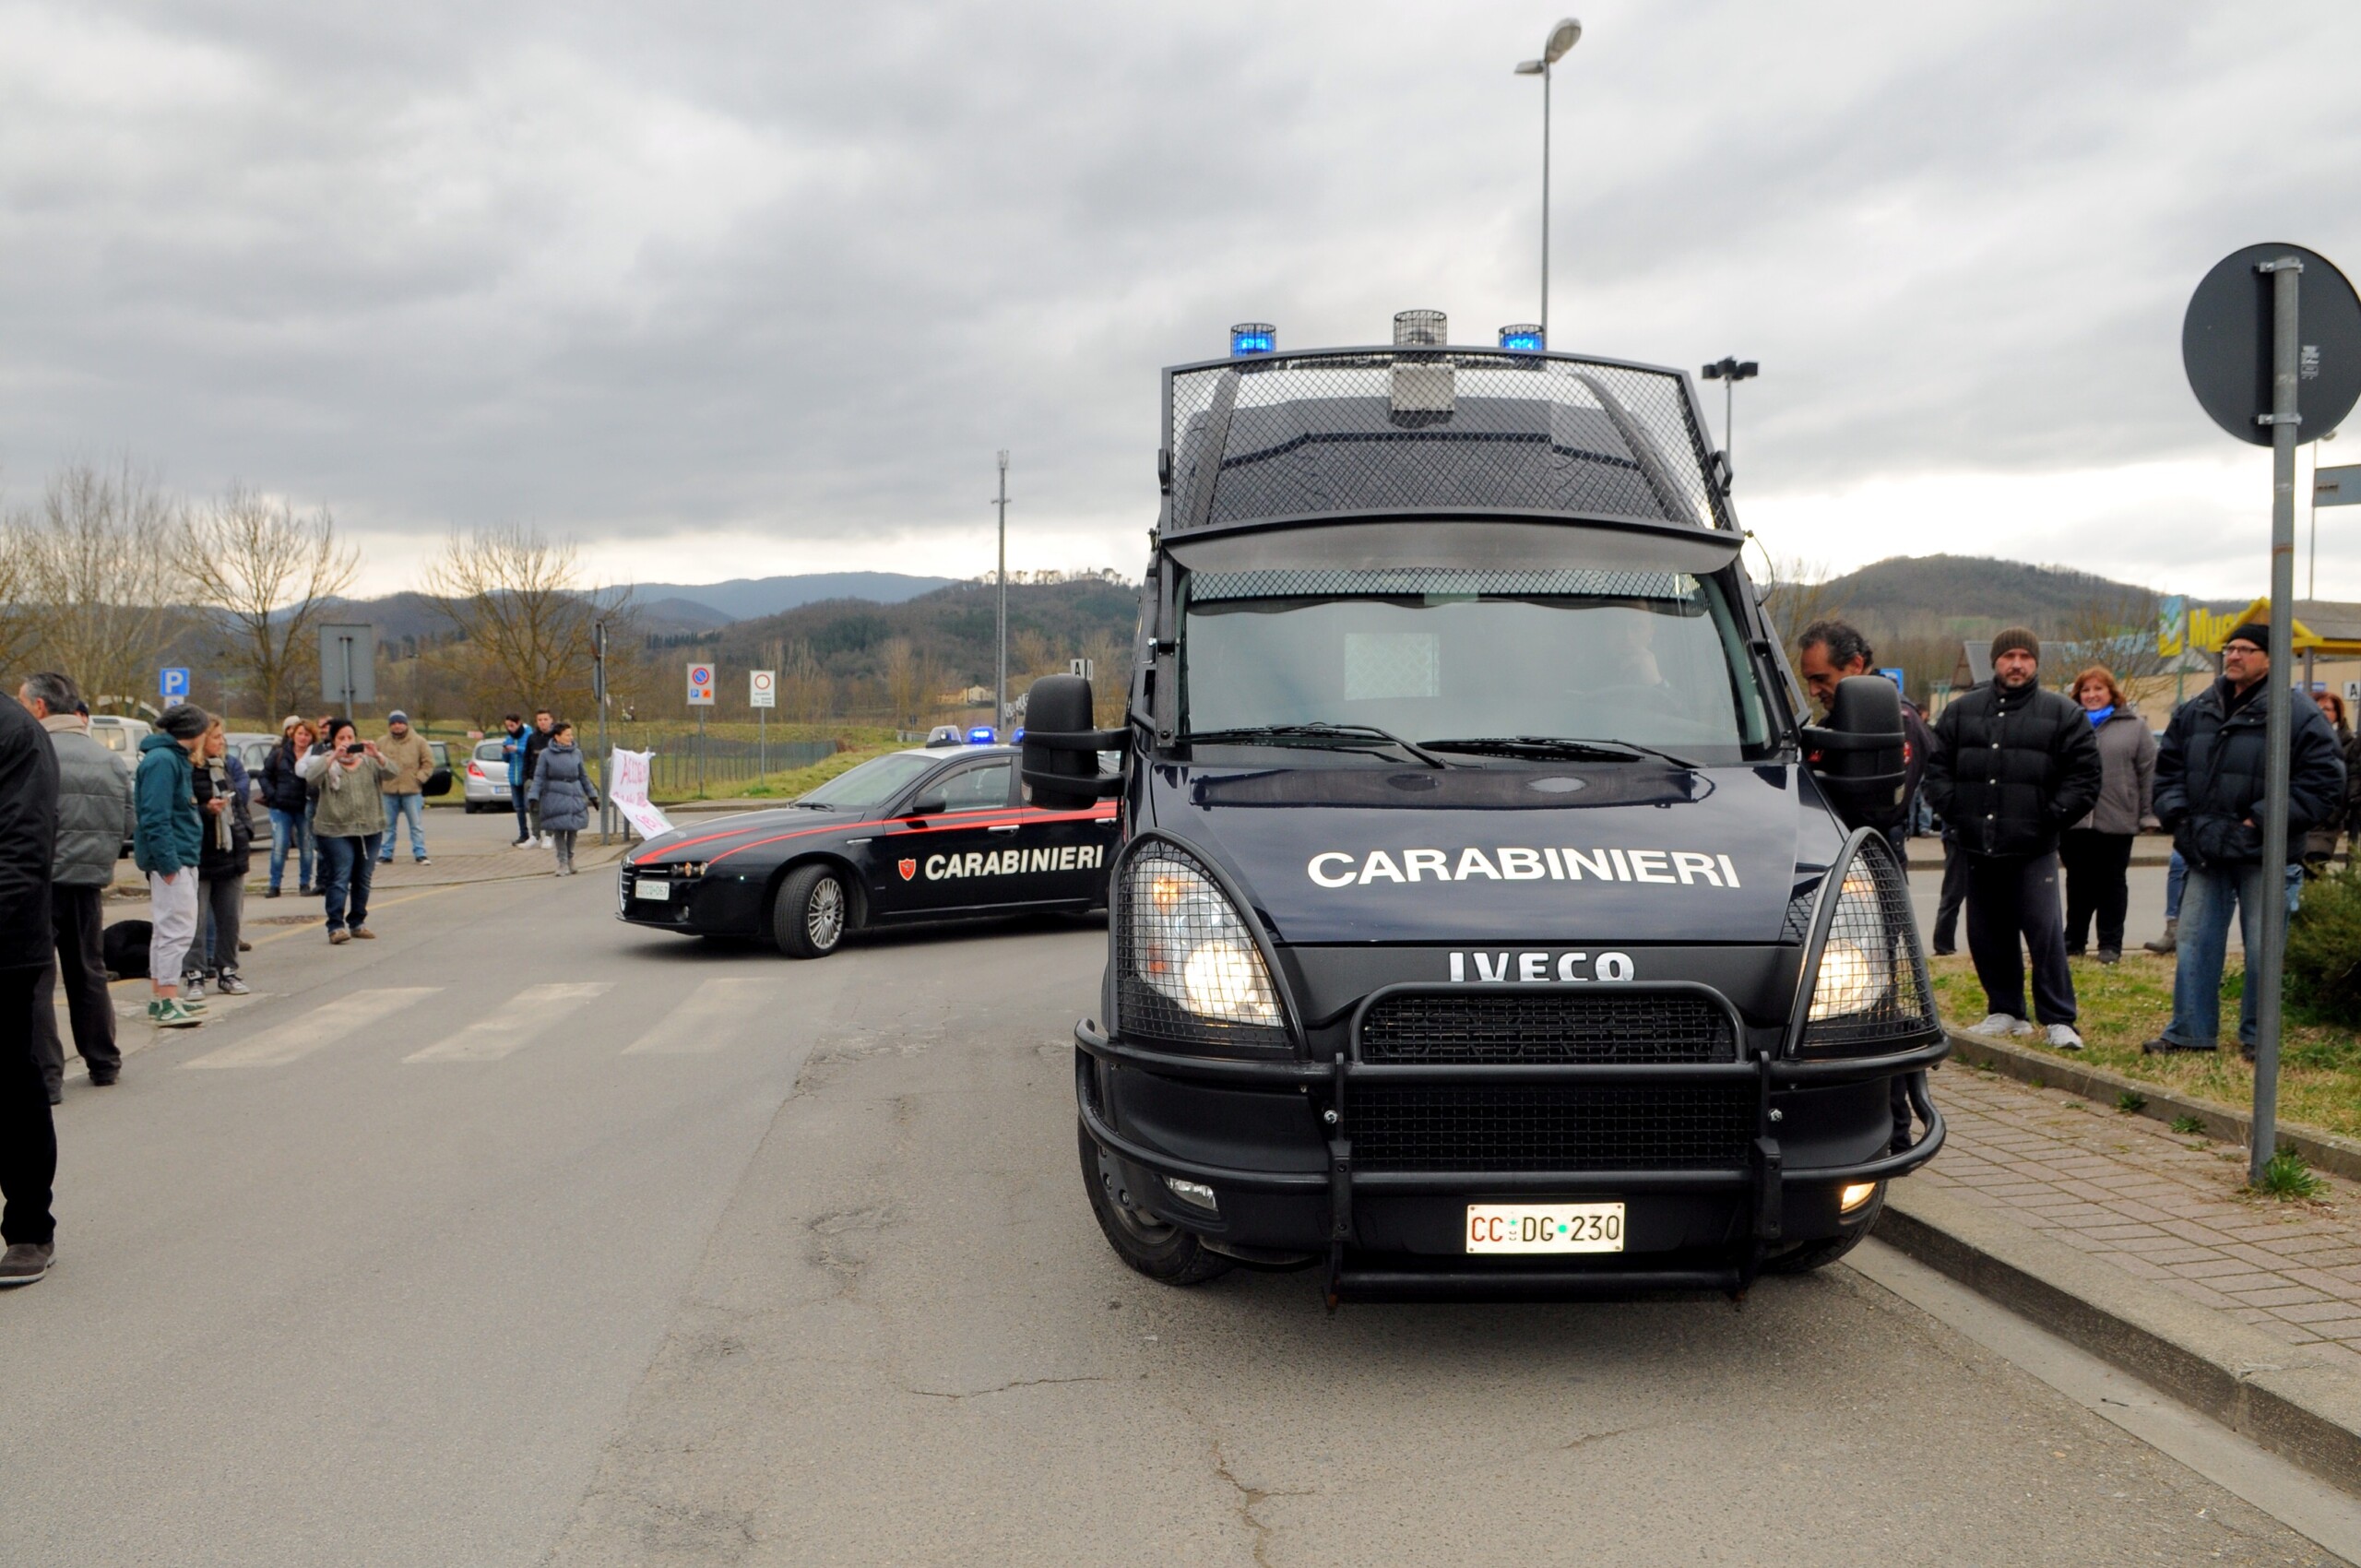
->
[781,640,830,727]
[1753,552,1854,650]
[425,526,629,719]
[881,637,920,729]
[1081,629,1130,729]
[175,484,358,721]
[2053,588,2169,686]
[24,460,177,712]
[0,505,47,683]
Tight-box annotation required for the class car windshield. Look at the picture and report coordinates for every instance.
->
[795,751,943,810]
[1179,565,1774,764]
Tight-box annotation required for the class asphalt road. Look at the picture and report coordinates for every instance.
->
[0,836,2343,1565]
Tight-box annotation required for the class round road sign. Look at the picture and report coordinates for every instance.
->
[2182,242,2361,446]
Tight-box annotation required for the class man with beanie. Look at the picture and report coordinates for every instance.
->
[1924,628,2104,1049]
[375,710,433,865]
[136,704,209,1029]
[18,672,130,1099]
[2144,624,2348,1057]
[0,676,61,1285]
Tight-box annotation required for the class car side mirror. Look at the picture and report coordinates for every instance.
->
[1801,675,1907,834]
[1020,674,1128,811]
[906,794,947,818]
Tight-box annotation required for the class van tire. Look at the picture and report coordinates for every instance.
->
[1079,1121,1232,1286]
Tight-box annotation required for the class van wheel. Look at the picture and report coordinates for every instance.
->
[1079,1121,1232,1286]
[1762,1183,1885,1275]
[772,864,851,958]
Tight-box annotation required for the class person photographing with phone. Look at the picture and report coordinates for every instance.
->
[299,718,395,945]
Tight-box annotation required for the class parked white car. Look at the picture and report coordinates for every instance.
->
[460,738,514,813]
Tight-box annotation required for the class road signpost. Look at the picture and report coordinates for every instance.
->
[159,667,190,704]
[2182,241,2361,1185]
[318,624,376,715]
[688,662,716,797]
[750,669,776,778]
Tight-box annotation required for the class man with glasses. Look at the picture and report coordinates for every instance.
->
[2144,624,2347,1058]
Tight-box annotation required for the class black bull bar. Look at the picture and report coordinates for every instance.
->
[1074,1021,1948,1302]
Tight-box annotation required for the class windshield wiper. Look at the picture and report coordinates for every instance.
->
[1421,735,1700,769]
[1179,723,1450,768]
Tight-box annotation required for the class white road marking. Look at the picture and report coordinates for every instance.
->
[183,987,444,1069]
[405,982,614,1063]
[622,978,781,1055]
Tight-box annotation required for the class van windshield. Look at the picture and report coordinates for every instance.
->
[1179,567,1774,764]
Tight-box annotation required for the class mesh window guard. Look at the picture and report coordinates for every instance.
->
[1800,835,1938,1051]
[1116,839,1291,1053]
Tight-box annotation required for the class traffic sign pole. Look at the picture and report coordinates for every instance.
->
[2253,255,2302,1186]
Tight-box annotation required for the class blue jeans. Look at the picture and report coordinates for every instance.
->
[2164,861,2306,1048]
[267,805,314,892]
[2165,849,2187,921]
[379,792,426,861]
[512,786,530,843]
[318,833,380,934]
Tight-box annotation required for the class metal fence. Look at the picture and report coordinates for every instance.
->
[630,736,837,800]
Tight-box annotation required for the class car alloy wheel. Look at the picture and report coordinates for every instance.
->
[805,875,845,949]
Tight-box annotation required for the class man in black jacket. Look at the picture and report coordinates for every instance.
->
[0,683,61,1287]
[1924,628,2103,1049]
[1797,619,1934,867]
[2144,624,2348,1056]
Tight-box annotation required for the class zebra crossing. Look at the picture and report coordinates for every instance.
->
[178,978,788,1071]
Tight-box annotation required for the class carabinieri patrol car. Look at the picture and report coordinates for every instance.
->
[1019,313,1944,1302]
[619,743,1118,956]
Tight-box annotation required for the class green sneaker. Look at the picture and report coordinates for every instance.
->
[175,994,208,1013]
[151,999,203,1028]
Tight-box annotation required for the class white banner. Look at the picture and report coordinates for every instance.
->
[609,748,672,840]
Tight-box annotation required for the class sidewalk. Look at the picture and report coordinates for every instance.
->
[1896,1052,2361,1492]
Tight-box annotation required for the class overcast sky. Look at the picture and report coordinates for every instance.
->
[4,0,2358,599]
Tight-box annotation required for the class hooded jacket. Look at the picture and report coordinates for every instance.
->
[2070,704,2158,837]
[2154,676,2347,871]
[530,741,596,832]
[134,731,203,876]
[44,715,135,887]
[0,695,60,968]
[1924,677,2104,859]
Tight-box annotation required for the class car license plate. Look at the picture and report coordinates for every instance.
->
[635,879,670,902]
[1465,1202,1624,1254]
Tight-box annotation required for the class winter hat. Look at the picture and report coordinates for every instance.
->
[1990,627,2040,663]
[387,709,410,725]
[280,714,306,735]
[2223,622,2272,651]
[158,703,209,740]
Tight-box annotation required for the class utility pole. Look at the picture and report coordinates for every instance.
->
[994,450,1010,734]
[1701,358,1760,482]
[2252,254,2302,1187]
[1513,19,1582,344]
[594,619,611,845]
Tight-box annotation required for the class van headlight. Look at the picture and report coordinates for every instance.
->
[1119,840,1287,1046]
[1797,847,1936,1053]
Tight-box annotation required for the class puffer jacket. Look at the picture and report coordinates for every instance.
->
[134,731,203,876]
[260,737,311,814]
[195,753,255,880]
[2070,705,2158,837]
[2154,677,2347,870]
[529,742,597,832]
[44,717,134,887]
[303,746,397,837]
[1924,677,2104,859]
[0,695,59,968]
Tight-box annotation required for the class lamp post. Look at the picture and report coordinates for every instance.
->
[1701,357,1759,482]
[993,450,1010,736]
[2308,427,2336,695]
[1513,18,1583,343]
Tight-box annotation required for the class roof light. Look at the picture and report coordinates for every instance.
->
[1394,309,1447,347]
[1229,322,1275,357]
[1499,324,1545,351]
[967,726,997,744]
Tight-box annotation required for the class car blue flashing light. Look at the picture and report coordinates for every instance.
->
[1011,727,1025,742]
[1499,324,1545,351]
[967,726,997,744]
[1230,322,1276,357]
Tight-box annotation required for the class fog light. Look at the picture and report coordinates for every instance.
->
[1164,1177,1218,1212]
[1839,1182,1879,1214]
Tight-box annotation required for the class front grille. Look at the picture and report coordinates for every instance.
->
[1351,1086,1754,1171]
[1358,992,1736,1065]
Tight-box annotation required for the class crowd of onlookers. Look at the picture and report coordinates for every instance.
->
[1797,618,2361,1059]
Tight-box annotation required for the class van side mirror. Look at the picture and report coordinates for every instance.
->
[1801,675,1907,834]
[1020,674,1128,811]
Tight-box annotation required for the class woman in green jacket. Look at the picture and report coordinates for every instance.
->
[299,718,395,944]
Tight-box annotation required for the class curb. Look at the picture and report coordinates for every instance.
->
[1878,1182,2361,1497]
[1942,1026,2361,1185]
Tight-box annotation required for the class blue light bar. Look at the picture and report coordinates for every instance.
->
[967,726,997,743]
[1499,324,1545,351]
[1229,322,1276,357]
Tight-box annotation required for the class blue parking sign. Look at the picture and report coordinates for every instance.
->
[160,667,190,700]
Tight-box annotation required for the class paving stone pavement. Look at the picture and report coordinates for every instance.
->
[1927,1061,2361,1372]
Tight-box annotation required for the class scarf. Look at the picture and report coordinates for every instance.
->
[205,757,232,851]
[2085,704,2114,729]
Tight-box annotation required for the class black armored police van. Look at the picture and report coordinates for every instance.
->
[1021,314,1944,1303]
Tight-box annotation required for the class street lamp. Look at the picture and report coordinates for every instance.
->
[1701,356,1759,484]
[1513,18,1583,343]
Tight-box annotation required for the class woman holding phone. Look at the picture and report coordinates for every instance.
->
[298,718,394,944]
